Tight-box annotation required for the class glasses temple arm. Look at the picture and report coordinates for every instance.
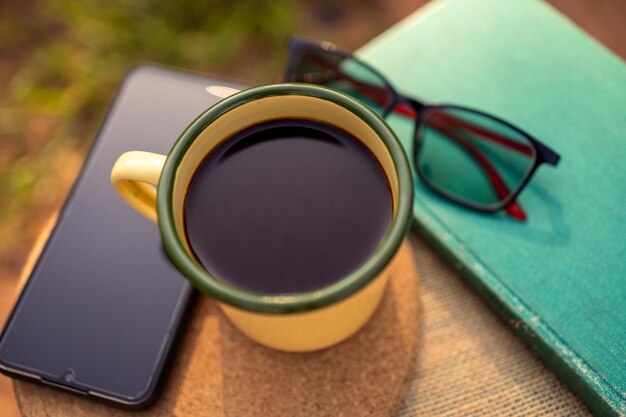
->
[427,111,534,156]
[394,99,534,157]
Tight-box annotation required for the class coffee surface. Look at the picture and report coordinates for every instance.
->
[184,119,392,294]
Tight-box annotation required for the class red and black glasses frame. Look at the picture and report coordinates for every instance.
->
[284,37,561,221]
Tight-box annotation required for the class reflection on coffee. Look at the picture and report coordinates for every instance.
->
[184,119,392,294]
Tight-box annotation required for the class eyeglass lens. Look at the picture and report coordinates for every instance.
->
[416,107,536,207]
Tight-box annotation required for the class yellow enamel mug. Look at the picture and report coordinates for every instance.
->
[110,84,413,352]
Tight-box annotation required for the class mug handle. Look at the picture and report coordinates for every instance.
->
[110,151,166,223]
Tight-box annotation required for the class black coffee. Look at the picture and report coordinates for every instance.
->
[184,119,392,294]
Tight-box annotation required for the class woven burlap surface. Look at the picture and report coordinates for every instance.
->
[394,235,591,416]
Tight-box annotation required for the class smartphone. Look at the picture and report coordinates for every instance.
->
[0,65,247,409]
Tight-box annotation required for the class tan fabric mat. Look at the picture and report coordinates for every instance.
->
[14,238,420,417]
[395,235,591,416]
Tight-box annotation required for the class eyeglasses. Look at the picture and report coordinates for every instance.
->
[284,37,561,221]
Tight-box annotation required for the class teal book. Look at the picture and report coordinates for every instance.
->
[358,0,626,415]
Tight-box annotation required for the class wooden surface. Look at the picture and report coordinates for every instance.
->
[13,238,420,417]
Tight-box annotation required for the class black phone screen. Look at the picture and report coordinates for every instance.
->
[0,66,246,406]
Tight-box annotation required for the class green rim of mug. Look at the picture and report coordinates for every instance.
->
[157,83,413,314]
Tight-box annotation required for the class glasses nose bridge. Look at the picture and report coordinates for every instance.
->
[384,95,424,121]
[399,95,424,110]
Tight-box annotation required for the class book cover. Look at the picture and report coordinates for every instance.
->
[359,0,626,415]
